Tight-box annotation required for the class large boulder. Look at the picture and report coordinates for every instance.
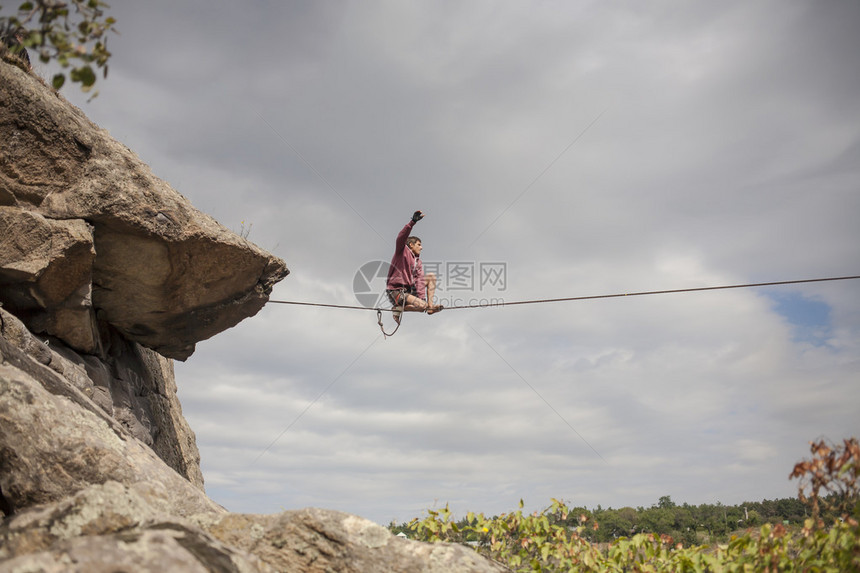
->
[0,482,507,572]
[205,509,509,572]
[0,482,264,573]
[0,60,288,360]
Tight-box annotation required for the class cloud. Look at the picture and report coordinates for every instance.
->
[46,0,860,524]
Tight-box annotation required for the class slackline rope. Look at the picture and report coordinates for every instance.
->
[268,274,860,313]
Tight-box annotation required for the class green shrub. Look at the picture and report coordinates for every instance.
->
[405,437,860,571]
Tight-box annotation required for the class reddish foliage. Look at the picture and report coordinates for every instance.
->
[790,437,860,523]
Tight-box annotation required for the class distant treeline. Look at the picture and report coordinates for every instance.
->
[391,495,820,545]
[566,495,811,545]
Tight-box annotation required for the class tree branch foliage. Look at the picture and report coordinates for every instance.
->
[790,437,860,526]
[0,0,116,93]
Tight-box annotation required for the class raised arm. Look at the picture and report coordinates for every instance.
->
[394,210,424,251]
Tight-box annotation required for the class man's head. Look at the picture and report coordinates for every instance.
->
[406,236,422,257]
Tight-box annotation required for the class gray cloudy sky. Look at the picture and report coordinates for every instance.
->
[52,0,860,524]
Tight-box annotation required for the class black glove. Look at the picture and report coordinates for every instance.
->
[412,210,424,223]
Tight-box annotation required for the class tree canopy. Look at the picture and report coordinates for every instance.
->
[1,0,116,94]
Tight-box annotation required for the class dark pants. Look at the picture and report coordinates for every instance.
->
[387,286,419,307]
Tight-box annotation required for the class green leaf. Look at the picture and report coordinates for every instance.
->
[52,73,66,90]
[70,65,96,86]
[540,544,550,561]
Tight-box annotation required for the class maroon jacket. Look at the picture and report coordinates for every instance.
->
[386,220,426,299]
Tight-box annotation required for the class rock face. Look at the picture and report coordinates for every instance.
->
[0,307,205,490]
[0,60,289,360]
[0,60,507,571]
[0,322,220,516]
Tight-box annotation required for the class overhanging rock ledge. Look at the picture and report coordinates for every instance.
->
[0,59,289,360]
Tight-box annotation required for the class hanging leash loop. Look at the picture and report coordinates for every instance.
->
[378,288,406,339]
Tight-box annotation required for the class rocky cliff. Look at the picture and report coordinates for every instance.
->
[0,59,505,571]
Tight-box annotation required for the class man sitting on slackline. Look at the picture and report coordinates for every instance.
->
[386,210,443,323]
